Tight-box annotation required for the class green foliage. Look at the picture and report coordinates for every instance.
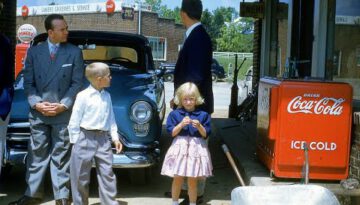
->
[216,24,253,52]
[160,6,181,24]
[145,0,162,12]
[145,1,253,53]
[213,7,238,22]
[201,7,237,50]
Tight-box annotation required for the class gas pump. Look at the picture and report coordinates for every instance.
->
[15,24,37,77]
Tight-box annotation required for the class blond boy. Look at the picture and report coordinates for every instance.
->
[68,62,122,205]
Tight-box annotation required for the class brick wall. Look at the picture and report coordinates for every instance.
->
[16,10,185,65]
[350,114,360,180]
[252,19,261,86]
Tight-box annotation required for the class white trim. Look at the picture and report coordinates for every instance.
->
[146,36,167,61]
[311,0,328,78]
[16,2,151,16]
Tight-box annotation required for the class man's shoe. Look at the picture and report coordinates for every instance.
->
[8,196,42,205]
[55,198,71,205]
[179,195,204,205]
[164,190,187,198]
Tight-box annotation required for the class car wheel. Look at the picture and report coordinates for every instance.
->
[164,74,174,82]
[211,73,218,82]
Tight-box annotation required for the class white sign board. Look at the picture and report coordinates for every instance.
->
[16,2,151,16]
[17,24,37,43]
[335,15,360,25]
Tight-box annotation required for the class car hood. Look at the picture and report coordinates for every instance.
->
[10,70,160,145]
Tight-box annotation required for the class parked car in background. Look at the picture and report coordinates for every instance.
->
[159,58,226,82]
[159,62,176,82]
[3,31,166,184]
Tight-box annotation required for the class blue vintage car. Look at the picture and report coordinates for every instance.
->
[4,31,166,183]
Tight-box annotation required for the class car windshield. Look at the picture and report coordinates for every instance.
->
[80,44,140,71]
[81,45,138,63]
[36,39,143,72]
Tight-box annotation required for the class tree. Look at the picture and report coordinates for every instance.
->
[213,7,238,22]
[201,7,239,50]
[145,0,181,24]
[201,9,213,34]
[216,19,254,52]
[145,0,162,12]
[159,6,181,24]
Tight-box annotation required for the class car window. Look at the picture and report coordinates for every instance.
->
[82,46,138,63]
[36,39,142,71]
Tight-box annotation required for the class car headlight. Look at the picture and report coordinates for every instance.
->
[130,101,152,124]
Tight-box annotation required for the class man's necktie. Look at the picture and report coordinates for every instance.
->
[50,45,58,60]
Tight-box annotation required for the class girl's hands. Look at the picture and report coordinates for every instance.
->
[191,119,207,138]
[180,116,192,127]
[191,119,201,128]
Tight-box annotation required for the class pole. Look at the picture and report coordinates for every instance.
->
[222,144,246,186]
[303,142,309,184]
[228,54,239,118]
[138,0,142,34]
[229,55,247,118]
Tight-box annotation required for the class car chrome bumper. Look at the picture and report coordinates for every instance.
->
[5,147,160,169]
[111,149,160,168]
[5,148,28,165]
[6,121,161,168]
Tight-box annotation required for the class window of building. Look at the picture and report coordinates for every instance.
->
[332,0,360,100]
[147,36,167,61]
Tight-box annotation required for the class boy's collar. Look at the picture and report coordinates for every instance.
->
[88,84,105,93]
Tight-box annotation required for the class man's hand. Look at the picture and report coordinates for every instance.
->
[35,102,66,116]
[114,140,123,154]
[170,98,175,109]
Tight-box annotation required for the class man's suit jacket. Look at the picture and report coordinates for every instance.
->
[0,33,14,120]
[174,25,214,114]
[24,41,84,124]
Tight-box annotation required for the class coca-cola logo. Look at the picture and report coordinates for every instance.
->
[287,96,345,115]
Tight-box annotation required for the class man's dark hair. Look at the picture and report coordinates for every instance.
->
[44,14,65,31]
[181,0,202,20]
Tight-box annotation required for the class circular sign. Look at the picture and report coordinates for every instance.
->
[17,24,37,43]
[106,0,115,14]
[21,5,29,17]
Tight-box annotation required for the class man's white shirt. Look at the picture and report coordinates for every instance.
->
[185,22,201,39]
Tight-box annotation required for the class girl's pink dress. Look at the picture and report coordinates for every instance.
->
[161,135,212,177]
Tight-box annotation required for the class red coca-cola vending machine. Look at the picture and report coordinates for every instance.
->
[257,77,352,180]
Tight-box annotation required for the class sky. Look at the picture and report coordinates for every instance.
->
[18,0,242,12]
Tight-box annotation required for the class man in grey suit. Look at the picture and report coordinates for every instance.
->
[9,14,84,205]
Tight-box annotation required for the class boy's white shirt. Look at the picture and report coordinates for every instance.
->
[68,85,119,144]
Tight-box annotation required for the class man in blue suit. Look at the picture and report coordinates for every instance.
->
[173,0,214,115]
[0,0,14,178]
[170,0,214,204]
[9,14,84,205]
